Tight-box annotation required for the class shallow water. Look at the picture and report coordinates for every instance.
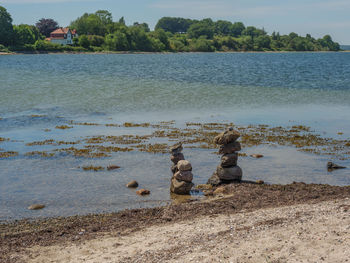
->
[1,53,350,221]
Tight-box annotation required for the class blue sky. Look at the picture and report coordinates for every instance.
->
[1,0,350,44]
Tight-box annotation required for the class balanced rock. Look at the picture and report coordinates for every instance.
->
[169,143,183,154]
[218,141,241,154]
[207,173,234,186]
[170,177,194,195]
[174,170,193,183]
[214,127,240,145]
[221,153,238,167]
[216,165,242,181]
[177,160,192,171]
[170,153,184,164]
[171,164,179,174]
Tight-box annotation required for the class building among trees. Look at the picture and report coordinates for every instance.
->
[45,28,78,45]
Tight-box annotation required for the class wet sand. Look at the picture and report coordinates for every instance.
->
[1,182,350,263]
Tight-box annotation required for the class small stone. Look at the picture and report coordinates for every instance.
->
[28,204,45,210]
[126,180,138,188]
[170,153,184,164]
[216,165,242,181]
[171,164,178,174]
[170,177,193,195]
[256,180,264,185]
[250,154,264,158]
[169,142,183,154]
[174,170,193,183]
[213,186,226,195]
[214,128,240,145]
[177,160,192,171]
[107,165,121,170]
[207,173,222,186]
[136,189,150,195]
[327,162,346,171]
[221,153,238,167]
[195,184,213,190]
[203,190,214,196]
[218,141,241,154]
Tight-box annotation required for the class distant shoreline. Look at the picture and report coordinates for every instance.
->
[1,50,350,56]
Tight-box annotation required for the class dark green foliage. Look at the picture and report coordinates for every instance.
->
[13,24,42,46]
[155,17,195,33]
[0,6,341,53]
[78,35,90,48]
[35,18,59,37]
[0,6,14,46]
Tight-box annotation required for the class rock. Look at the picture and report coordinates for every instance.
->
[218,141,241,154]
[170,153,184,164]
[136,189,150,195]
[216,165,242,181]
[171,164,179,174]
[256,180,264,185]
[207,173,222,186]
[107,165,121,170]
[251,154,264,158]
[195,184,213,190]
[213,186,226,195]
[177,160,192,171]
[169,142,183,154]
[214,128,240,145]
[170,177,194,195]
[126,180,138,188]
[174,170,193,183]
[28,204,45,210]
[221,153,238,167]
[203,190,214,196]
[327,162,346,171]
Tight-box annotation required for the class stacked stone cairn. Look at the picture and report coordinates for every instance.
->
[169,143,194,195]
[207,127,243,186]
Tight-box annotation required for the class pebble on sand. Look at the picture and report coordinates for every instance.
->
[28,204,45,210]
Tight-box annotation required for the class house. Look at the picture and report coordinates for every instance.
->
[45,28,78,45]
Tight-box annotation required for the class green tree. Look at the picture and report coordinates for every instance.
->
[230,22,245,37]
[0,6,14,46]
[155,17,195,33]
[13,24,41,46]
[78,35,90,48]
[187,19,215,39]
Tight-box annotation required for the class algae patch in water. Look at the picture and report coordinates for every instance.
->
[55,125,73,130]
[82,165,105,171]
[0,151,18,158]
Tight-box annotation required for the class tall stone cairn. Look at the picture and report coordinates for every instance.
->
[169,143,194,195]
[207,127,243,186]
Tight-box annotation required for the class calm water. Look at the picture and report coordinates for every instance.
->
[1,53,350,221]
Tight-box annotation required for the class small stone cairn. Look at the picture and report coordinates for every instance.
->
[169,143,194,195]
[207,127,243,186]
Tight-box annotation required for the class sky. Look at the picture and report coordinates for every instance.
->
[1,0,350,44]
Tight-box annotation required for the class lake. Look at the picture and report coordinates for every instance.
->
[1,52,350,221]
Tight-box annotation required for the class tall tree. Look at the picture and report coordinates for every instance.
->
[13,24,41,45]
[35,18,59,37]
[0,6,14,46]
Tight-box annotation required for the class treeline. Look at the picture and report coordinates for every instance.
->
[0,6,341,53]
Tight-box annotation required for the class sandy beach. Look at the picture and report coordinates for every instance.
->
[1,182,349,263]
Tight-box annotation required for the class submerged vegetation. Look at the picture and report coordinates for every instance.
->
[1,120,348,160]
[0,6,341,53]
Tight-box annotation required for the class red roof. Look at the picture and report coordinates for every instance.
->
[49,27,77,40]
